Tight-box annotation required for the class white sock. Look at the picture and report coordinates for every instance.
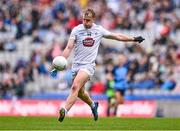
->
[91,102,95,108]
[64,108,68,114]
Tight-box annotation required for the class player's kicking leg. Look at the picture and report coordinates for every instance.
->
[58,70,90,122]
[78,83,99,121]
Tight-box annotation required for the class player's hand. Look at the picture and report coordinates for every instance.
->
[133,36,145,43]
[50,68,58,78]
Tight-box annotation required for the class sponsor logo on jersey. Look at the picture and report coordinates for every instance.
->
[83,37,94,47]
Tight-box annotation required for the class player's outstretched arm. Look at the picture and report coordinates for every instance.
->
[50,39,74,77]
[105,33,145,43]
[62,38,75,59]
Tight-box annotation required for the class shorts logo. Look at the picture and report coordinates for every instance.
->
[83,37,94,47]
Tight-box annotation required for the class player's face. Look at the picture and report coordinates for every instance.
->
[83,17,94,29]
[118,54,127,66]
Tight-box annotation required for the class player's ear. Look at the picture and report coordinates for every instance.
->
[92,17,95,22]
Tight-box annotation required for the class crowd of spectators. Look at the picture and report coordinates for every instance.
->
[0,0,180,99]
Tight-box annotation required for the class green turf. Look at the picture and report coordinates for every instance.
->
[0,117,180,130]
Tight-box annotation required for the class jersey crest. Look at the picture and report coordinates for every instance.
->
[83,37,95,47]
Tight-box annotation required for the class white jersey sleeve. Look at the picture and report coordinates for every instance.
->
[69,27,77,40]
[99,26,111,37]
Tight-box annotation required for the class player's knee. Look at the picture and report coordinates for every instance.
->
[71,83,80,93]
[119,100,124,104]
[117,99,124,104]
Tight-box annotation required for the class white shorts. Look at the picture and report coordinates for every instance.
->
[72,63,95,77]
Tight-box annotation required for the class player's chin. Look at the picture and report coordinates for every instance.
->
[84,25,91,29]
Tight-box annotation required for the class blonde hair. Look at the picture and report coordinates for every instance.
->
[83,8,95,19]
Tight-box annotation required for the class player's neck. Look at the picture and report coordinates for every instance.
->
[84,23,94,29]
[84,26,92,29]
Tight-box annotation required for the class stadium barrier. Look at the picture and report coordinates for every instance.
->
[0,100,156,117]
[116,101,156,118]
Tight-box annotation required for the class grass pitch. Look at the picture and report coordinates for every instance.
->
[0,117,180,130]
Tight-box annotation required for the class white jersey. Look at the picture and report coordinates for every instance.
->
[69,23,111,64]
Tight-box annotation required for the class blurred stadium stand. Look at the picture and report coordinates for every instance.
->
[0,0,180,103]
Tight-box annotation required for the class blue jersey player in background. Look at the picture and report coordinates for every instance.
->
[112,54,129,115]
